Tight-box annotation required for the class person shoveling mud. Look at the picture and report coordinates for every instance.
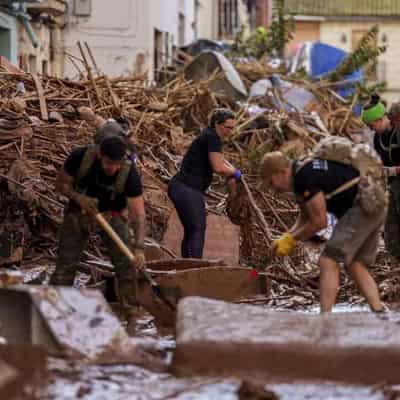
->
[259,137,388,313]
[50,134,146,328]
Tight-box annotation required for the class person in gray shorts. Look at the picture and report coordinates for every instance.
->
[259,151,387,313]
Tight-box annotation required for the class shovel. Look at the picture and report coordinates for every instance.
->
[94,213,176,311]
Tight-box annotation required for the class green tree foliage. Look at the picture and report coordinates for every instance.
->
[230,0,294,60]
[230,25,269,59]
[267,0,294,58]
[327,25,386,82]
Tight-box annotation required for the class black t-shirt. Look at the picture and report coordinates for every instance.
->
[175,127,223,191]
[64,146,143,212]
[373,127,400,166]
[293,159,359,218]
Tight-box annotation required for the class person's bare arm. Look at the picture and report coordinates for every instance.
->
[289,205,308,234]
[209,152,236,177]
[127,195,146,249]
[291,192,327,242]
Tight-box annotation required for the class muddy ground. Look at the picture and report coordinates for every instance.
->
[38,305,399,400]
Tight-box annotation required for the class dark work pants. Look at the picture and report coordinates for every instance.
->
[50,210,137,309]
[168,177,206,258]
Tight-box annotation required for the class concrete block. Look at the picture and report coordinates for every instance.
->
[0,286,128,360]
[0,345,47,399]
[163,211,240,264]
[0,360,18,398]
[173,297,400,384]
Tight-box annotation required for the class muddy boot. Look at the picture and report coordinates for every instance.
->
[124,305,141,336]
[49,266,76,286]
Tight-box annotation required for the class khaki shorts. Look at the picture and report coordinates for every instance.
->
[322,202,387,267]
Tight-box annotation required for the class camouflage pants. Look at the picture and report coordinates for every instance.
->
[384,178,400,260]
[50,210,137,308]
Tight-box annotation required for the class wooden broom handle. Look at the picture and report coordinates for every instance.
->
[94,213,136,263]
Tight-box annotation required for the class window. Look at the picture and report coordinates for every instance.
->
[74,0,91,16]
[178,13,185,47]
[29,55,37,74]
[42,60,48,75]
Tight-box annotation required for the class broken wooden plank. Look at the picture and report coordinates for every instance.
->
[31,73,48,120]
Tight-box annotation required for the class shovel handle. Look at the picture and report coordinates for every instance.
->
[94,213,175,310]
[94,213,136,263]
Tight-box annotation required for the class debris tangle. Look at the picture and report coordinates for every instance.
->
[0,54,396,308]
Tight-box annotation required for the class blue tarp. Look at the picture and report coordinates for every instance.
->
[307,42,363,114]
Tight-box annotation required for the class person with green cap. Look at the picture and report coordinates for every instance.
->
[362,95,400,260]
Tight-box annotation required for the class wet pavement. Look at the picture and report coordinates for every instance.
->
[40,307,397,400]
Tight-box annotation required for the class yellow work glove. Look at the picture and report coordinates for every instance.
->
[272,232,296,257]
[132,247,146,270]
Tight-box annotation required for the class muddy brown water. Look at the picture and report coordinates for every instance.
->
[38,305,396,400]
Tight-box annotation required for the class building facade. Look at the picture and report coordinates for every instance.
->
[279,0,400,103]
[62,0,197,80]
[197,0,258,41]
[0,0,66,76]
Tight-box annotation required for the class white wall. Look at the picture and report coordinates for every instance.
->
[63,0,196,80]
[320,21,400,105]
[197,0,218,40]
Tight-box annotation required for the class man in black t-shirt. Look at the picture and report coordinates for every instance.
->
[259,151,387,313]
[362,98,400,260]
[50,136,146,318]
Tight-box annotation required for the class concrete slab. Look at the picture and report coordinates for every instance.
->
[173,297,400,384]
[0,360,18,397]
[0,345,47,399]
[163,211,240,264]
[0,285,130,360]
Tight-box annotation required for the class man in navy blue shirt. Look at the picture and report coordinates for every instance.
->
[259,151,387,313]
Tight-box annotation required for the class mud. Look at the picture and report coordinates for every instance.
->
[173,297,400,384]
[33,309,397,400]
[137,267,269,326]
[163,212,240,264]
[10,268,400,399]
[0,344,47,399]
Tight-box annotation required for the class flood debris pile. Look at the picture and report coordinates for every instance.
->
[0,55,396,306]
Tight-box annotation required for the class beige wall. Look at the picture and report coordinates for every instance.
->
[18,20,64,77]
[288,21,320,55]
[320,21,400,105]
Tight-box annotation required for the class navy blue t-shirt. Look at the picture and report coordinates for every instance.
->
[293,159,359,218]
[175,127,222,191]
